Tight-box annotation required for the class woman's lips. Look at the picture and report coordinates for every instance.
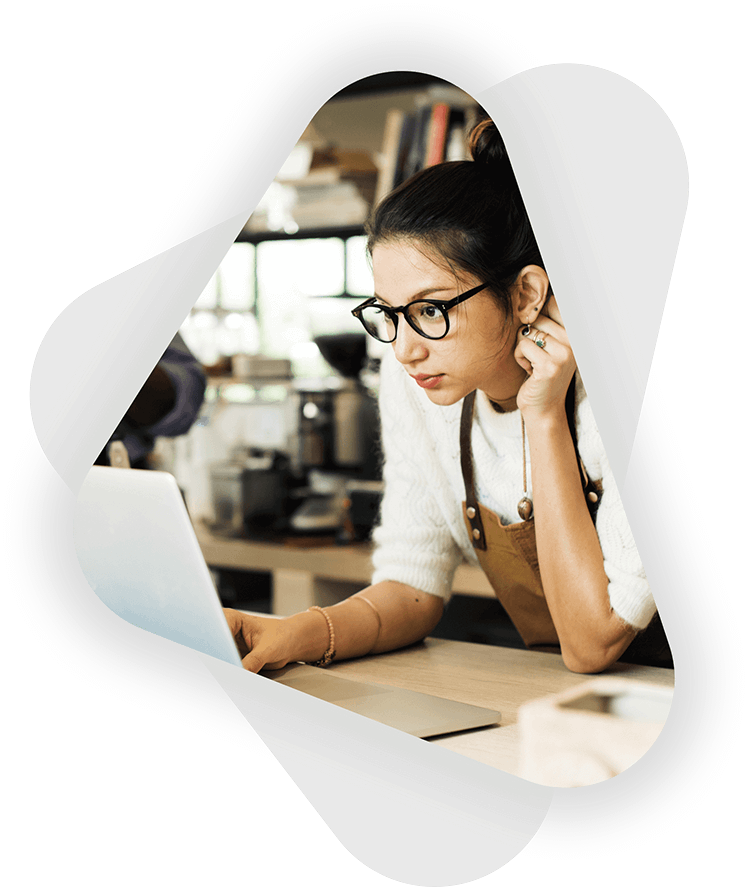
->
[411,374,444,389]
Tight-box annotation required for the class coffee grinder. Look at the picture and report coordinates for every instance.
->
[291,330,381,534]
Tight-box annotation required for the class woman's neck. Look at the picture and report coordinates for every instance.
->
[480,358,527,414]
[485,393,518,413]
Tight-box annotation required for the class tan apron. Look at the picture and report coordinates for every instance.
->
[460,390,564,651]
[459,388,673,667]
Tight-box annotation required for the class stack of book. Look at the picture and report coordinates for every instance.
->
[294,149,378,228]
[374,93,481,206]
[245,148,379,233]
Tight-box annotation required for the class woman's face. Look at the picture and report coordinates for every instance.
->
[371,240,529,408]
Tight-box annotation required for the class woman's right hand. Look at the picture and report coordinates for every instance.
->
[223,608,305,673]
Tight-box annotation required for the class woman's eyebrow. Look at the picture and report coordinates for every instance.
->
[372,286,455,307]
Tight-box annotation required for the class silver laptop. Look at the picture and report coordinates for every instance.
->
[74,466,501,738]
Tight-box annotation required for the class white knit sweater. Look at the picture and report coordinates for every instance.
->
[371,350,655,631]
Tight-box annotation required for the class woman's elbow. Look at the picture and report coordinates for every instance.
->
[560,636,630,674]
[561,647,613,674]
[559,614,638,674]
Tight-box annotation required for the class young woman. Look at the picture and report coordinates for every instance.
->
[224,118,671,675]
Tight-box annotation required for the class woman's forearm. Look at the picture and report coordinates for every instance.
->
[285,581,445,664]
[525,409,636,672]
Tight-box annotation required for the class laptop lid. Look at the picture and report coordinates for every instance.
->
[74,466,243,667]
[74,466,501,738]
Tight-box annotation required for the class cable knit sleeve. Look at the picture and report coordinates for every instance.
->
[575,388,656,631]
[370,352,463,599]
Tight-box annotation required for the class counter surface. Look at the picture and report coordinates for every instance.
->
[322,636,674,775]
[235,606,675,778]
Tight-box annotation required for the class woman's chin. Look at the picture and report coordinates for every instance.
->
[422,385,465,407]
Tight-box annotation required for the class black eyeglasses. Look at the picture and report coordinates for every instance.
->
[351,282,489,343]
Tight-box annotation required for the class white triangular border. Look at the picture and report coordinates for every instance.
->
[10,5,737,884]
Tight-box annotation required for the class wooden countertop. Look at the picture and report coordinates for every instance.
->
[324,637,675,775]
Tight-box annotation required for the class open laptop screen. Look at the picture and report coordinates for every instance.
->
[74,466,243,667]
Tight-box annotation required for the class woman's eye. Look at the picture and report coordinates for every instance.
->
[418,304,441,320]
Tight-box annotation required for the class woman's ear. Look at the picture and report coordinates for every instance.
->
[513,265,549,323]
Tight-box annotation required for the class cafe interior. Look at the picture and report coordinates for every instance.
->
[100,71,675,786]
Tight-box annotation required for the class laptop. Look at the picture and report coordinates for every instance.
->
[74,466,501,738]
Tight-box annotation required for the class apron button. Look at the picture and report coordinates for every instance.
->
[466,506,476,518]
[472,528,481,540]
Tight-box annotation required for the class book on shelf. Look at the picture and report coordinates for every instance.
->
[375,96,480,201]
[424,102,450,167]
[374,107,405,206]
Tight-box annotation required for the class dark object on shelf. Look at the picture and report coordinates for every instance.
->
[215,568,272,612]
[339,479,384,543]
[210,448,300,540]
[242,451,296,539]
[314,332,368,379]
[296,332,380,477]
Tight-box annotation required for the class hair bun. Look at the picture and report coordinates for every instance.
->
[468,117,511,171]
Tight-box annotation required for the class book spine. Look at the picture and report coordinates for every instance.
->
[393,113,416,189]
[425,102,449,167]
[401,104,432,182]
[374,108,405,206]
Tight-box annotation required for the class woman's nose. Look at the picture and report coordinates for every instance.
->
[392,320,429,365]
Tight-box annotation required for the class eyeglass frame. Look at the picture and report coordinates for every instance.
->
[351,282,490,343]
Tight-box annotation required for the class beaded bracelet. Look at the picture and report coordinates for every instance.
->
[307,606,336,667]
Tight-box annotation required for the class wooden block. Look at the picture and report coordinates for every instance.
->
[517,677,673,787]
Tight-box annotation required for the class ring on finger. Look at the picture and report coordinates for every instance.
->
[530,328,547,349]
[522,324,549,348]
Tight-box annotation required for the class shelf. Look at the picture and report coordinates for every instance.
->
[194,519,495,616]
[235,223,364,244]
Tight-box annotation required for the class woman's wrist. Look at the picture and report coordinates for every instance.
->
[285,609,331,663]
[521,403,568,437]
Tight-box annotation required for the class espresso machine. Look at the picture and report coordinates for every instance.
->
[291,331,382,535]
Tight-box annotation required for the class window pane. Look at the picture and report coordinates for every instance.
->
[215,312,260,357]
[180,311,221,365]
[256,238,345,365]
[219,242,255,310]
[346,235,373,296]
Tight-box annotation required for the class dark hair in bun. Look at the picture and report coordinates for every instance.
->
[468,116,511,168]
[366,116,544,317]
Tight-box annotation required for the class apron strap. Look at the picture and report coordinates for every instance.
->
[459,376,596,549]
[460,391,487,550]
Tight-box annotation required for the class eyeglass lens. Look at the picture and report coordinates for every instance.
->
[359,301,448,342]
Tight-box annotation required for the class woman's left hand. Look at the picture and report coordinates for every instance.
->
[514,295,577,421]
